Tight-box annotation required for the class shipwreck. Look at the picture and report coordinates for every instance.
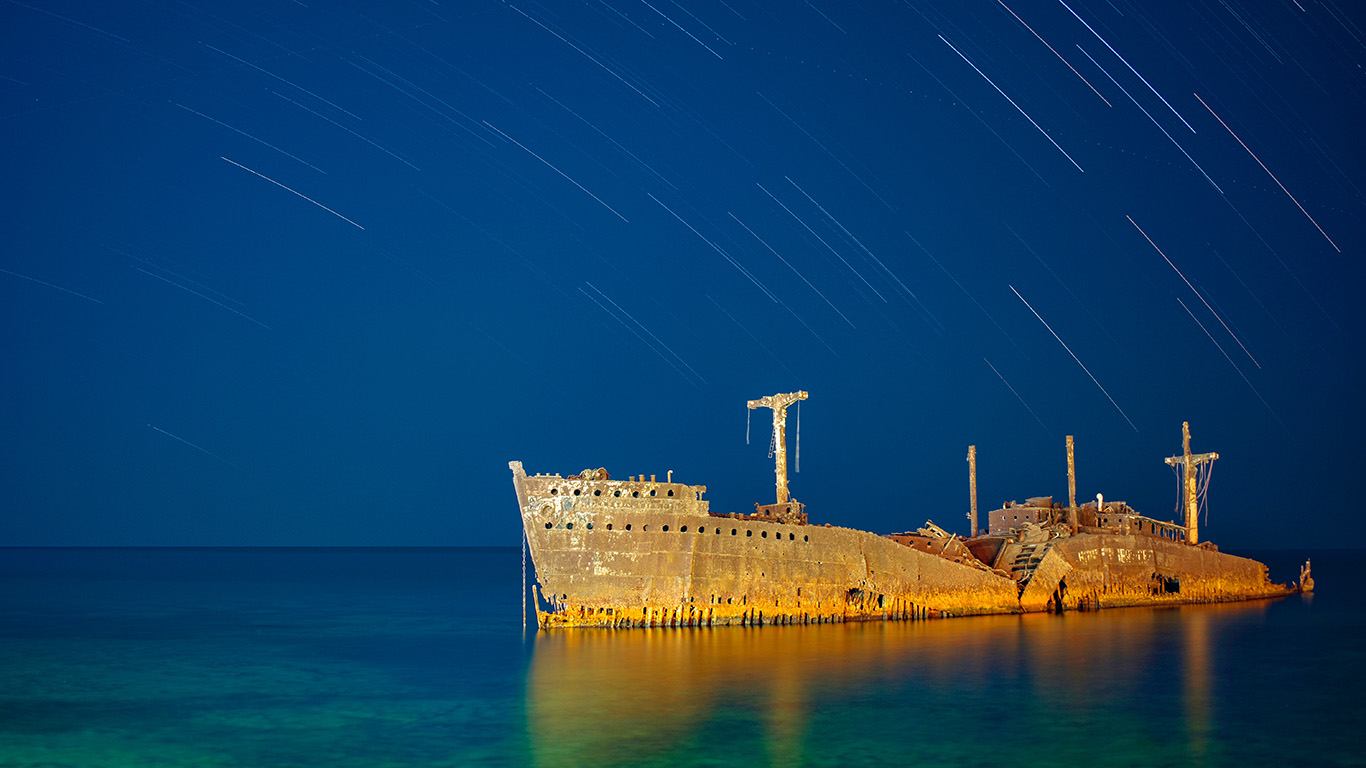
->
[510,391,1308,629]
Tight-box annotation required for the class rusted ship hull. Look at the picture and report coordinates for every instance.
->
[510,462,1291,629]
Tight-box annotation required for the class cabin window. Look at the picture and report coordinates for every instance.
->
[747,530,753,538]
[625,524,633,531]
[662,525,670,532]
[572,489,580,496]
[593,490,601,496]
[697,527,705,534]
[565,523,574,530]
[731,529,737,535]
[632,491,640,498]
[803,535,809,542]
[649,489,656,497]
[614,490,621,497]
[789,533,795,540]
[761,531,768,538]
[544,522,552,529]
[586,522,593,530]
[667,489,674,497]
[606,523,613,531]
[680,526,688,533]
[550,488,558,495]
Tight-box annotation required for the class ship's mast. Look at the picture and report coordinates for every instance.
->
[966,445,978,538]
[1066,435,1078,533]
[748,391,808,505]
[1163,421,1219,544]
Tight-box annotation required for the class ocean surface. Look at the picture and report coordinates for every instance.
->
[1,548,1362,768]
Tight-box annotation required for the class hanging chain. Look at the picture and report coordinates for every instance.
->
[796,400,801,473]
[746,408,751,445]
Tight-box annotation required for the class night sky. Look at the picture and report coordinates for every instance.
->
[2,0,1362,548]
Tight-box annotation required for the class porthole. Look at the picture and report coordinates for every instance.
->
[731,529,737,535]
[803,535,809,542]
[625,523,633,531]
[614,490,621,497]
[663,525,670,532]
[565,523,574,530]
[789,533,795,540]
[667,489,674,497]
[606,523,613,530]
[573,489,581,496]
[746,530,753,538]
[586,522,593,530]
[698,527,705,534]
[642,525,649,531]
[594,489,601,496]
[761,530,768,538]
[632,491,640,498]
[715,528,721,535]
[550,488,559,495]
[680,525,688,533]
[544,522,552,529]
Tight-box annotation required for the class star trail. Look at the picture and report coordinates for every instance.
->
[1,0,1361,548]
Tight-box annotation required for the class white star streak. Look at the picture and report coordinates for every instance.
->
[135,268,271,329]
[584,282,707,385]
[984,357,1049,431]
[202,43,361,121]
[220,157,364,230]
[483,122,629,222]
[755,182,886,301]
[1054,0,1195,133]
[147,424,235,466]
[173,102,326,174]
[1010,285,1138,432]
[501,2,659,107]
[638,0,724,59]
[783,176,922,303]
[756,91,899,214]
[1125,215,1260,369]
[1076,47,1222,194]
[1175,297,1280,422]
[1193,93,1341,254]
[996,0,1111,108]
[648,194,777,302]
[0,267,103,304]
[579,287,699,386]
[535,87,677,189]
[728,212,855,327]
[273,91,420,171]
[938,35,1085,173]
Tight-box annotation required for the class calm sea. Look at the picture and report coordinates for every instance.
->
[1,548,1361,767]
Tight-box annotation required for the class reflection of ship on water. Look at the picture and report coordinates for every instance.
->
[524,601,1273,767]
[511,392,1308,628]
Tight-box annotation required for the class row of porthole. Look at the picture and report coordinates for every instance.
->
[543,520,808,542]
[548,487,689,499]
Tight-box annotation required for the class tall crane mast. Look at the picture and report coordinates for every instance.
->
[748,390,808,507]
[1163,421,1219,545]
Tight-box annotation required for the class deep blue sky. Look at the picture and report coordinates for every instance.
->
[2,0,1361,548]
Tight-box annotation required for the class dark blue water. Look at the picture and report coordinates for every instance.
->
[1,548,1361,767]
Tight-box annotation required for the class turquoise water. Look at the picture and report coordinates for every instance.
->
[1,548,1361,767]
